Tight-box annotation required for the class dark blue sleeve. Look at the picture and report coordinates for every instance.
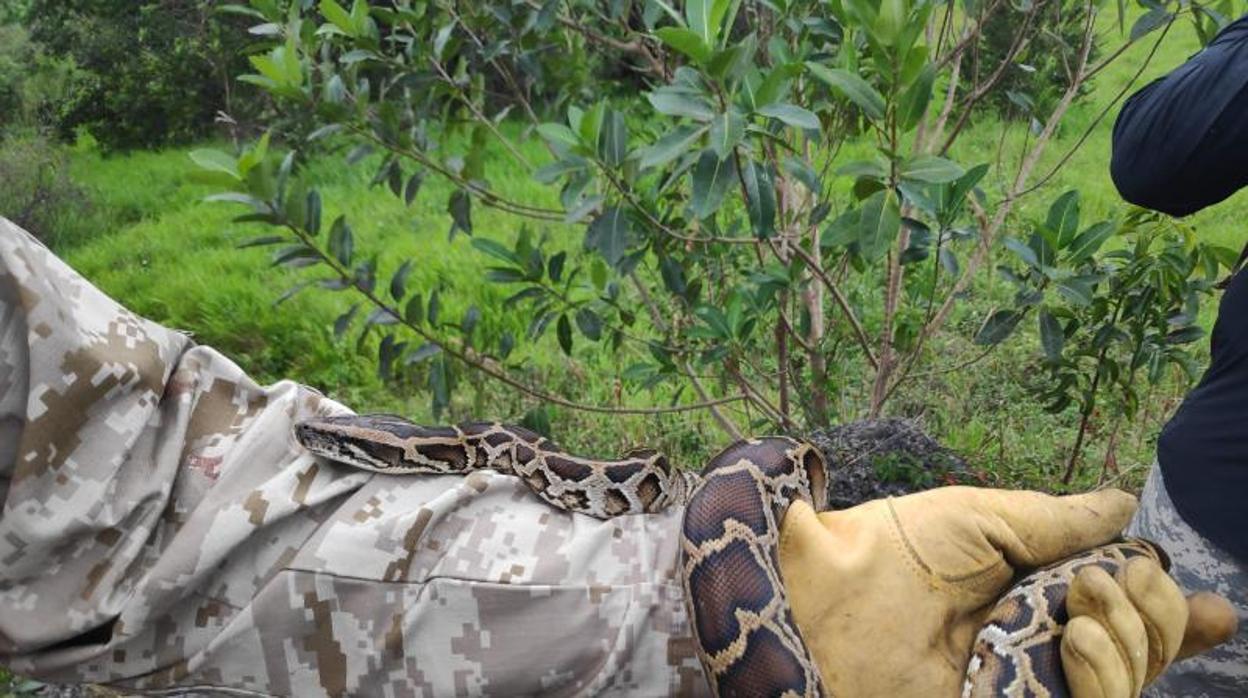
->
[1111,14,1248,217]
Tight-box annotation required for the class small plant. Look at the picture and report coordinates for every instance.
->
[0,668,44,697]
[985,198,1234,482]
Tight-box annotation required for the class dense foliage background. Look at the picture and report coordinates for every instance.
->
[1,0,1247,510]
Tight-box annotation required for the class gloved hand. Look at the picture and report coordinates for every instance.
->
[777,487,1238,697]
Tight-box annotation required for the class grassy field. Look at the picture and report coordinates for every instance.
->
[10,15,1239,496]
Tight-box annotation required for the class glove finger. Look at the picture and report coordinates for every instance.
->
[1177,591,1238,660]
[1062,615,1134,698]
[1067,566,1148,694]
[971,488,1138,567]
[1116,556,1188,683]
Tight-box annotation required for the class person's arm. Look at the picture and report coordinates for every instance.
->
[1112,14,1248,216]
[0,220,702,697]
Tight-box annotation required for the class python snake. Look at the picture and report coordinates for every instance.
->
[295,414,1164,697]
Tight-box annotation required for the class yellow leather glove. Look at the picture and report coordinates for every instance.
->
[778,487,1238,697]
[1062,561,1237,697]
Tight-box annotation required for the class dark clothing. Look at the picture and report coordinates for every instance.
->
[1111,14,1248,217]
[1157,269,1248,563]
[1113,15,1248,563]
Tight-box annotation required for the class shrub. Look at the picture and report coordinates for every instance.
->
[22,1,255,150]
[0,130,96,248]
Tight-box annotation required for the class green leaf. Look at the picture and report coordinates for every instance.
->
[741,159,776,238]
[598,110,628,166]
[1039,309,1064,363]
[205,192,265,207]
[586,207,633,267]
[557,313,574,355]
[328,216,353,266]
[898,63,935,131]
[974,309,1022,346]
[448,189,472,236]
[404,293,425,325]
[708,0,740,45]
[1166,326,1205,344]
[709,110,745,159]
[189,149,241,180]
[349,0,370,34]
[471,238,521,265]
[823,209,861,248]
[1066,221,1116,263]
[537,123,582,150]
[944,163,989,214]
[876,0,906,44]
[783,156,821,194]
[754,63,802,107]
[1028,231,1056,269]
[390,260,413,301]
[237,234,286,249]
[334,304,359,338]
[1131,8,1173,40]
[757,103,820,130]
[837,159,888,179]
[694,305,732,338]
[575,307,604,340]
[707,39,754,81]
[638,125,705,169]
[1003,236,1039,268]
[690,150,736,219]
[548,251,566,282]
[806,63,885,120]
[900,156,964,184]
[534,157,588,184]
[404,172,424,206]
[305,190,323,235]
[237,131,270,176]
[1045,190,1081,248]
[858,189,901,261]
[319,0,354,34]
[686,0,712,43]
[647,90,716,121]
[660,257,688,295]
[1056,277,1094,306]
[579,102,605,146]
[655,26,712,64]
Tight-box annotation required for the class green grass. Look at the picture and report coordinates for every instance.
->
[16,15,1235,489]
[56,133,726,464]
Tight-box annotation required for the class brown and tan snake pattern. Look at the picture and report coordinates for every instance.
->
[294,414,1166,698]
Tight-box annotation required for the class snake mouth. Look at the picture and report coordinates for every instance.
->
[294,421,343,456]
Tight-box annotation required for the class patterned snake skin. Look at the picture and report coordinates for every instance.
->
[293,414,693,517]
[294,415,1165,697]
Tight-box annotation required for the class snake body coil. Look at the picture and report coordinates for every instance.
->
[295,414,1163,697]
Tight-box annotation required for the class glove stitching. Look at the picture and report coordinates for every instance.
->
[886,497,935,581]
[884,498,1009,591]
[1064,633,1110,698]
[1138,609,1166,682]
[1089,586,1140,694]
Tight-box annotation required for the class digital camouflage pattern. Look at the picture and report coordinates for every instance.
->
[1127,464,1248,696]
[0,220,709,697]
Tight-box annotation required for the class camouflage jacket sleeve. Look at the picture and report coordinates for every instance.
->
[0,221,709,697]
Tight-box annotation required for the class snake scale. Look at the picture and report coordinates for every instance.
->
[294,414,1164,697]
